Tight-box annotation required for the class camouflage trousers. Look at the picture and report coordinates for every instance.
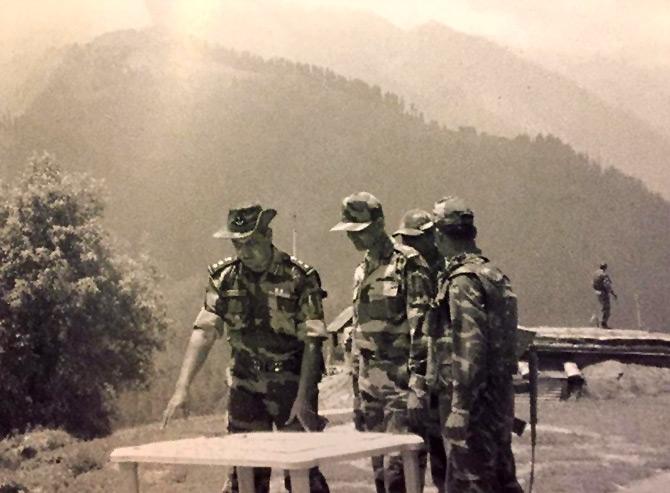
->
[445,379,522,493]
[358,354,426,493]
[222,363,329,493]
[421,391,449,493]
[597,291,611,328]
[424,340,453,493]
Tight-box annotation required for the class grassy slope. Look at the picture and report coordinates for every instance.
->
[2,391,669,492]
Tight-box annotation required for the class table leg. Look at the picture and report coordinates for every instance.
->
[237,466,255,493]
[401,450,421,493]
[289,468,310,493]
[118,462,139,493]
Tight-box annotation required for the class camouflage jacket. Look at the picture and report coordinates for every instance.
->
[426,264,453,387]
[193,247,328,365]
[444,252,518,422]
[351,238,433,389]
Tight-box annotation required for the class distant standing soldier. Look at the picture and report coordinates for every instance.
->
[432,196,523,493]
[593,263,617,329]
[392,209,448,493]
[331,192,432,493]
[161,203,330,493]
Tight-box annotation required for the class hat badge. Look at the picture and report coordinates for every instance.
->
[233,215,246,226]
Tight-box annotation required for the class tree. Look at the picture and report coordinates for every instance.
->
[0,155,168,438]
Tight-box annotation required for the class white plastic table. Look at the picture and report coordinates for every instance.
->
[110,431,424,493]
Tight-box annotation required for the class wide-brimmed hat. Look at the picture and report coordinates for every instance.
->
[213,203,277,239]
[393,209,434,237]
[330,192,384,232]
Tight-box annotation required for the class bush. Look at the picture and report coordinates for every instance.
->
[0,155,168,438]
[65,446,104,477]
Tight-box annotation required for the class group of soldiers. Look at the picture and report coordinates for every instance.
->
[162,192,524,493]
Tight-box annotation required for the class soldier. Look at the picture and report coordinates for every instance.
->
[330,192,432,493]
[392,209,448,493]
[431,196,523,493]
[161,203,330,493]
[593,263,617,329]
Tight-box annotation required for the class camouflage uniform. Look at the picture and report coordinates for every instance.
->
[592,267,614,328]
[442,253,523,493]
[393,208,449,493]
[351,239,433,493]
[194,247,330,493]
[425,267,452,493]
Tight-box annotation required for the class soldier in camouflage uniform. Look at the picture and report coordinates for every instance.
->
[162,203,330,493]
[593,263,617,329]
[393,209,449,493]
[432,197,523,493]
[331,193,433,493]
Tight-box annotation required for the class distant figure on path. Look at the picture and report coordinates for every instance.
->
[593,263,617,329]
[331,192,433,493]
[161,203,330,493]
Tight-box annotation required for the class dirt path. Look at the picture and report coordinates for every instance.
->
[616,471,670,493]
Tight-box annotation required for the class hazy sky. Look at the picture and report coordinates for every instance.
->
[2,0,669,66]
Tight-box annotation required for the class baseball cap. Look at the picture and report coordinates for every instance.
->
[393,209,434,237]
[330,192,384,232]
[432,196,474,228]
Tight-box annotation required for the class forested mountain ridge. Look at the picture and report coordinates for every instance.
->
[186,5,670,198]
[1,29,669,335]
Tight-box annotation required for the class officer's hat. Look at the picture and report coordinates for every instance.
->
[213,203,277,239]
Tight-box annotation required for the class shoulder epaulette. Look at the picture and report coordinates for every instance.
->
[448,262,480,280]
[393,243,420,259]
[289,255,316,275]
[208,257,237,276]
[448,257,494,282]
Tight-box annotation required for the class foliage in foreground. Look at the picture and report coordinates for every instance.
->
[0,155,168,438]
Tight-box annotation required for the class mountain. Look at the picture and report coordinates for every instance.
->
[531,52,670,140]
[1,29,669,332]
[180,5,670,198]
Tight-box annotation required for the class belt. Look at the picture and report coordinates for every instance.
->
[359,348,395,361]
[236,351,301,374]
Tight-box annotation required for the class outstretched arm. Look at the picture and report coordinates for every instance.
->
[161,327,216,428]
[286,272,329,430]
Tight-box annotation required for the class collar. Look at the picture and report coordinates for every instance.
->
[240,246,285,279]
[445,249,486,276]
[365,235,395,265]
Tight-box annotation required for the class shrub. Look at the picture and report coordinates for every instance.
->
[0,155,168,438]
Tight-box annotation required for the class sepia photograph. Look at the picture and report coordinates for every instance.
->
[1,1,669,492]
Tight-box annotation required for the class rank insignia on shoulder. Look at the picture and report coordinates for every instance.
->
[290,255,314,274]
[393,243,419,258]
[208,257,237,276]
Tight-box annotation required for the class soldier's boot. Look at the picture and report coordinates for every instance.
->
[497,444,524,493]
[283,467,330,493]
[427,433,447,493]
[222,466,272,493]
[371,455,385,493]
[385,453,407,493]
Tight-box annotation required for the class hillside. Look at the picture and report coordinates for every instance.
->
[184,5,670,198]
[2,378,670,492]
[1,29,669,335]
